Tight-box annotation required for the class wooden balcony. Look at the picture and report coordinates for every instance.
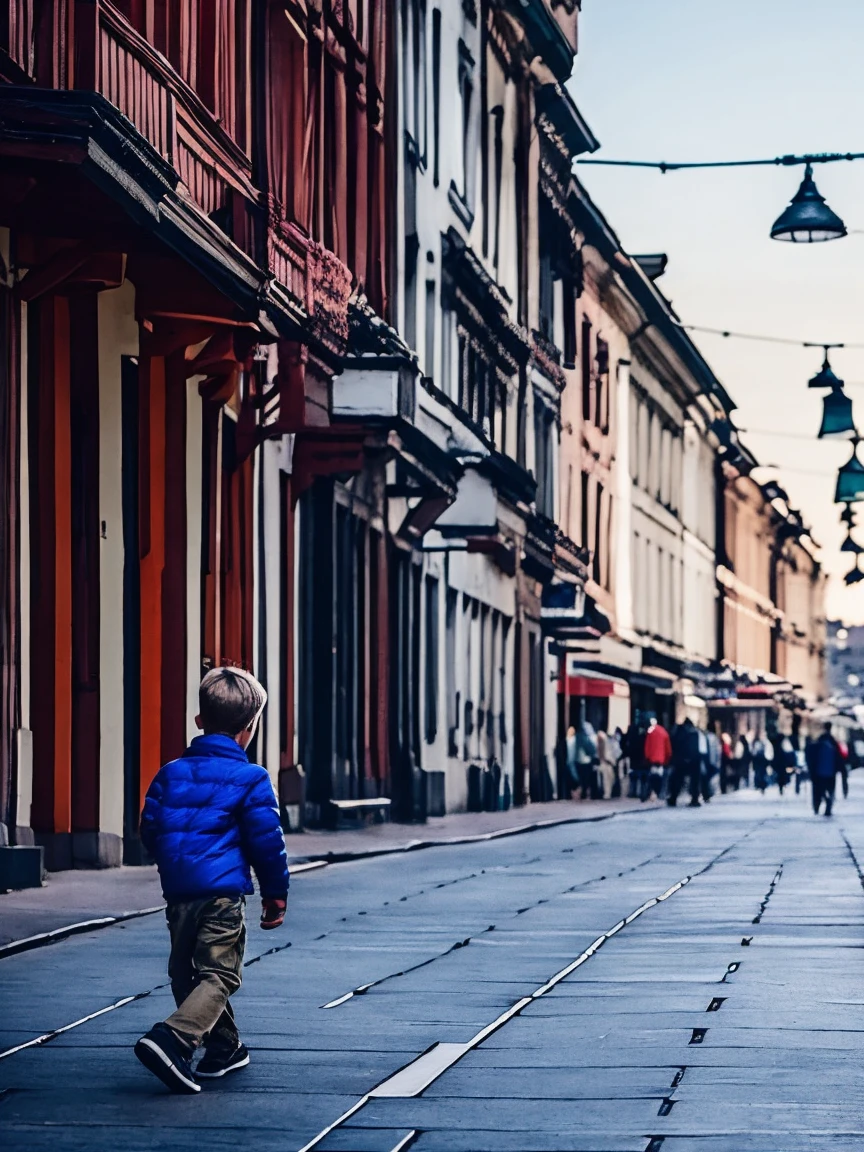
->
[76,1,257,222]
[269,224,353,359]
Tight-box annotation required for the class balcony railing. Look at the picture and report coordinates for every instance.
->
[76,1,256,222]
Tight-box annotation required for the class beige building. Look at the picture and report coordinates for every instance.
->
[716,450,826,710]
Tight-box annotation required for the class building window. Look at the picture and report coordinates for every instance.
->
[538,201,556,343]
[581,471,590,554]
[449,39,476,225]
[637,400,650,490]
[491,105,505,271]
[593,483,604,584]
[424,575,439,743]
[534,397,555,519]
[457,336,504,443]
[441,307,458,400]
[581,316,592,422]
[446,587,458,754]
[402,0,428,166]
[595,338,609,433]
[431,8,441,187]
[562,278,577,369]
[424,279,436,377]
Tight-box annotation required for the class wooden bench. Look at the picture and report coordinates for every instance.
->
[329,797,392,829]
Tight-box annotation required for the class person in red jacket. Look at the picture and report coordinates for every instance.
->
[643,715,672,801]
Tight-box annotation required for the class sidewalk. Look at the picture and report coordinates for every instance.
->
[0,794,659,948]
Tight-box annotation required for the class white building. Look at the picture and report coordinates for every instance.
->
[390,0,595,811]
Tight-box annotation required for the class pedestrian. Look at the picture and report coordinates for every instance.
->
[643,714,672,802]
[623,715,646,799]
[752,733,772,794]
[135,667,290,1094]
[733,732,751,790]
[806,722,844,817]
[565,725,579,798]
[610,727,624,798]
[669,717,702,807]
[597,728,618,800]
[574,719,600,800]
[720,732,733,793]
[794,745,806,793]
[704,727,721,802]
[772,735,788,794]
[838,740,850,799]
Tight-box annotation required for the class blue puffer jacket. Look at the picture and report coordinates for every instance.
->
[140,734,290,901]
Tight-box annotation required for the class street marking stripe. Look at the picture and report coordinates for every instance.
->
[295,1096,371,1152]
[0,987,167,1062]
[370,1043,470,1097]
[321,992,354,1009]
[387,1132,419,1152]
[296,873,697,1150]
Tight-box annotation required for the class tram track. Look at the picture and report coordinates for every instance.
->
[297,828,760,1152]
[0,842,664,1064]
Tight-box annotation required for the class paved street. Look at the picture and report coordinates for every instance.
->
[3,781,864,1151]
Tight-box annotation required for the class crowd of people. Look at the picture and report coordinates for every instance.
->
[564,714,855,815]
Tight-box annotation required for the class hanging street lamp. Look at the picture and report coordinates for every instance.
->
[578,151,862,243]
[770,165,847,243]
[808,346,846,389]
[818,385,857,439]
[835,439,864,504]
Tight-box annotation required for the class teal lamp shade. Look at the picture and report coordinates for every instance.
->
[771,165,847,243]
[818,387,857,439]
[835,445,864,504]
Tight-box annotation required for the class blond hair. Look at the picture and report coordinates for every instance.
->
[199,667,267,735]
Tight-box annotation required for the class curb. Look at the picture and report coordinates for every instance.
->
[0,905,166,961]
[0,859,329,961]
[1,804,662,959]
[285,800,663,864]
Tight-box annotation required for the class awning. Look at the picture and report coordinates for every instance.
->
[558,669,630,699]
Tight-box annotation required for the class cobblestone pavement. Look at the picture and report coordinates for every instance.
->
[1,779,862,1151]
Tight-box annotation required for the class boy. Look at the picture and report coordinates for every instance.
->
[135,667,290,1094]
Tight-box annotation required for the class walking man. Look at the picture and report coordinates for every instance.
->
[644,714,672,801]
[669,717,702,808]
[806,723,844,817]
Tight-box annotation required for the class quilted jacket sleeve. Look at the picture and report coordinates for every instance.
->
[238,768,291,899]
[139,772,164,857]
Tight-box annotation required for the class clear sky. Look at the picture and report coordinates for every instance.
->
[569,0,864,623]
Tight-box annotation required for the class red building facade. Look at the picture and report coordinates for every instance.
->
[0,0,396,864]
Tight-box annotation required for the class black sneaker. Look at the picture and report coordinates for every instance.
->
[134,1023,201,1094]
[196,1043,250,1079]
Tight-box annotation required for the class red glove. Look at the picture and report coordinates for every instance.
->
[260,898,287,930]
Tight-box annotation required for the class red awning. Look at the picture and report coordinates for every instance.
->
[558,674,629,699]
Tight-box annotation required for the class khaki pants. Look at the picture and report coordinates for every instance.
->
[164,896,246,1049]
[598,761,615,799]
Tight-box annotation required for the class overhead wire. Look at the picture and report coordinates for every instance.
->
[675,321,864,350]
[577,152,864,172]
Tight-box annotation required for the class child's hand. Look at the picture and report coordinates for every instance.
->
[260,898,287,930]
